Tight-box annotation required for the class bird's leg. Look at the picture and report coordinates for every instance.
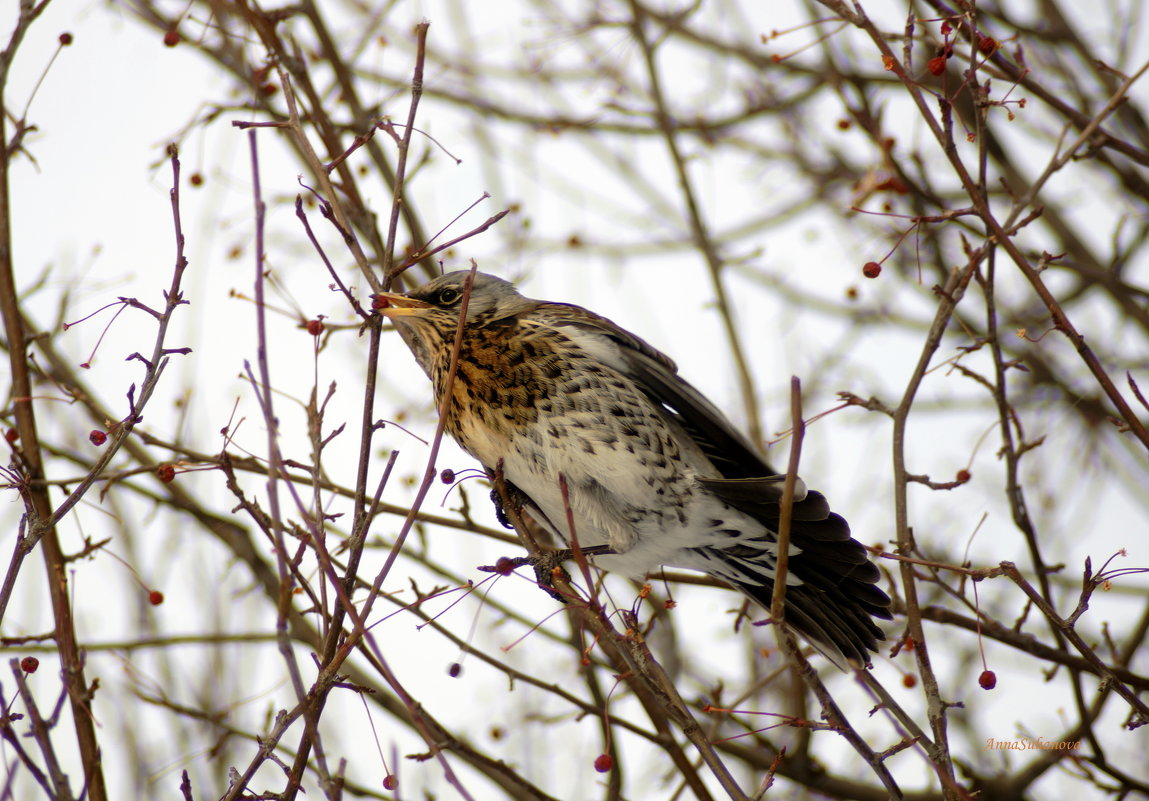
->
[483,460,618,602]
[482,461,566,602]
[488,477,528,530]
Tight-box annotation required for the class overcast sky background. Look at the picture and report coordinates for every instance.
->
[3,0,1148,797]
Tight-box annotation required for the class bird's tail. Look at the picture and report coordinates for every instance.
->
[728,565,890,670]
[686,504,892,670]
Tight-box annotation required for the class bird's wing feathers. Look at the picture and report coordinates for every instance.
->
[540,302,782,480]
[539,302,679,372]
[539,300,891,666]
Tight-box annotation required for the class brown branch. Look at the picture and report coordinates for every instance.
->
[888,258,979,798]
[769,377,802,626]
[1000,562,1149,728]
[822,0,1149,449]
[488,476,736,801]
[918,605,1149,691]
[627,0,764,448]
[381,20,429,287]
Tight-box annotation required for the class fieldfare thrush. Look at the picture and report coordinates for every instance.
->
[376,271,891,669]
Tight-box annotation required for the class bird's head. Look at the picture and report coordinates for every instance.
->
[373,271,535,373]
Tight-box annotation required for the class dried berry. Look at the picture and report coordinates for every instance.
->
[157,464,176,483]
[956,469,971,483]
[306,319,324,336]
[927,55,947,76]
[89,430,108,446]
[21,656,39,673]
[382,775,397,791]
[902,673,917,688]
[874,176,909,194]
[979,670,997,690]
[163,30,180,47]
[862,262,882,279]
[149,590,165,606]
[189,173,204,186]
[978,36,998,55]
[594,754,614,773]
[59,32,74,46]
[494,557,516,577]
[447,662,462,678]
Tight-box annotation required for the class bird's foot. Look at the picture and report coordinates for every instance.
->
[478,545,616,603]
[489,480,530,530]
[477,552,569,602]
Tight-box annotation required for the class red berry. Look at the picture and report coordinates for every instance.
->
[79,362,91,369]
[956,469,971,483]
[149,590,165,606]
[494,557,516,577]
[89,430,107,446]
[979,670,997,690]
[157,464,176,483]
[260,83,278,96]
[163,30,180,47]
[862,262,882,279]
[306,319,324,336]
[439,469,455,484]
[902,673,917,688]
[927,56,947,76]
[594,754,613,773]
[447,662,462,678]
[4,428,17,444]
[189,173,204,186]
[978,37,998,55]
[59,32,74,46]
[382,774,397,790]
[21,656,39,673]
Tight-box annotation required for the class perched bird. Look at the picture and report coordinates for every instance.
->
[376,271,891,669]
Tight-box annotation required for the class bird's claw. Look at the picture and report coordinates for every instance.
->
[477,551,571,603]
[489,480,530,530]
[479,545,618,603]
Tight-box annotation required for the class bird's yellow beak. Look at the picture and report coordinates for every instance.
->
[372,292,433,317]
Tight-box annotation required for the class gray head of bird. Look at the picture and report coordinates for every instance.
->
[373,271,536,370]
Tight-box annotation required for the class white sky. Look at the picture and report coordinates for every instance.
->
[3,0,1148,798]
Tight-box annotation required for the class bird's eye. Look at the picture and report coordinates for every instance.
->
[437,288,460,305]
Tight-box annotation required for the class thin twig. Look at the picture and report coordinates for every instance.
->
[769,376,803,625]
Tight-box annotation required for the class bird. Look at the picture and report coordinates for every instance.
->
[375,270,891,669]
